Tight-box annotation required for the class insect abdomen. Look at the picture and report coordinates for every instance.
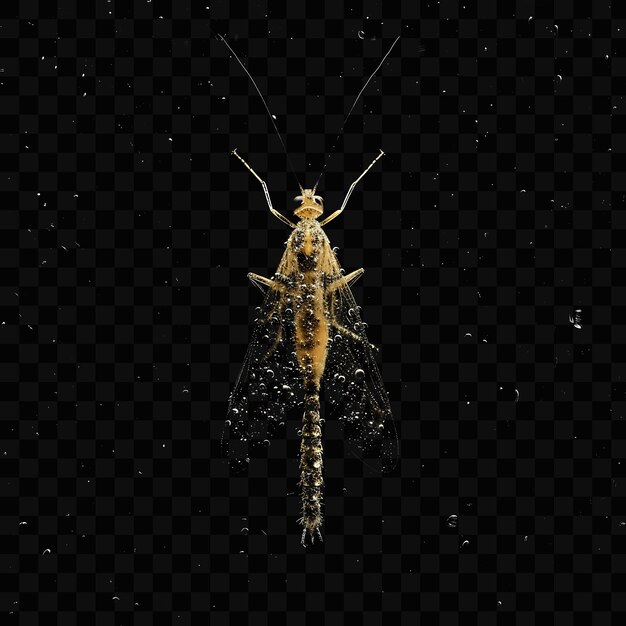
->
[298,390,323,540]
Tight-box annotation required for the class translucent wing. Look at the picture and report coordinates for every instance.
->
[222,231,398,476]
[322,268,399,474]
[221,258,304,474]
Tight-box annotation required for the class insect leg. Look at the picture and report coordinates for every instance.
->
[327,268,364,292]
[319,149,385,227]
[248,272,275,295]
[231,149,297,228]
[331,322,379,352]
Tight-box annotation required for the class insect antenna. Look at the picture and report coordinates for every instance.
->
[217,33,304,192]
[312,35,400,193]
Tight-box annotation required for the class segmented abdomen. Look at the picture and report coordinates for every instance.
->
[298,389,324,540]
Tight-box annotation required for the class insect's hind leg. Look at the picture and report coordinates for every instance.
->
[260,323,283,363]
[331,322,379,352]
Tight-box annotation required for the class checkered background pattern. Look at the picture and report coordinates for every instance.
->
[1,0,624,623]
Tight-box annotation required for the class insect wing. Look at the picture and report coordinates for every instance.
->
[222,276,303,473]
[323,276,399,473]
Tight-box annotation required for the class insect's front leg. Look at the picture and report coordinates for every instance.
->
[231,149,297,229]
[319,150,385,227]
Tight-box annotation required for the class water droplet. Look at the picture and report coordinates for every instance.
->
[569,309,582,329]
[357,30,365,39]
[355,368,365,380]
[446,515,458,528]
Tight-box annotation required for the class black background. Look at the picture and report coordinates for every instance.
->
[1,0,625,624]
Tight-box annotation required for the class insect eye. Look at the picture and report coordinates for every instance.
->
[294,196,303,202]
[313,195,323,204]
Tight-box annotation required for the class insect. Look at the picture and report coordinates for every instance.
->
[219,34,400,545]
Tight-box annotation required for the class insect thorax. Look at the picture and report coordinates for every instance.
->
[290,219,326,273]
